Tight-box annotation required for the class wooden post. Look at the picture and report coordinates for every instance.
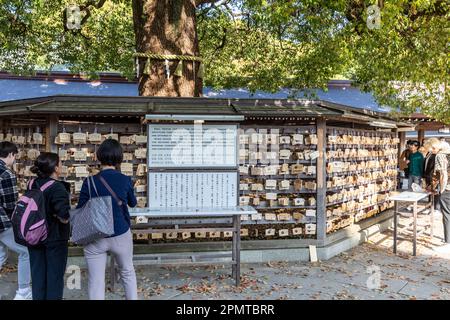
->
[316,117,327,242]
[418,128,425,145]
[398,131,406,160]
[45,115,58,153]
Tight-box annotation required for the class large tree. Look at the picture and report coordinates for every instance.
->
[0,0,448,122]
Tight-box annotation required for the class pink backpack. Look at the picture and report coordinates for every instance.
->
[11,179,55,247]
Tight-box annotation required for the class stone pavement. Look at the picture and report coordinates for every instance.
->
[1,211,449,300]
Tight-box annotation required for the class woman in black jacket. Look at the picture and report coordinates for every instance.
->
[27,152,71,300]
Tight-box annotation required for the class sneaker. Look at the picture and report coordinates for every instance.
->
[13,288,32,300]
[433,243,450,254]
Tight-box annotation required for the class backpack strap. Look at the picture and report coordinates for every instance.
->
[27,178,35,191]
[97,175,123,207]
[40,180,55,192]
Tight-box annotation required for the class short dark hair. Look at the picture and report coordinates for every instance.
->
[0,142,18,158]
[406,140,413,145]
[97,139,123,166]
[30,152,60,178]
[410,140,420,147]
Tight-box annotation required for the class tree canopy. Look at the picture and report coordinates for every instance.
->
[0,0,448,122]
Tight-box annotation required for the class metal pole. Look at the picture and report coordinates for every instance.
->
[393,201,398,254]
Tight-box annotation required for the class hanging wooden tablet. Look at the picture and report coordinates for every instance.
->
[137,197,147,208]
[239,134,249,144]
[279,180,290,190]
[293,212,305,220]
[239,166,249,175]
[279,136,291,144]
[279,229,289,237]
[251,183,263,191]
[27,149,40,161]
[278,198,290,206]
[279,149,291,160]
[135,184,147,193]
[88,133,102,144]
[75,166,89,178]
[136,216,149,224]
[291,164,304,175]
[251,213,263,220]
[74,180,83,193]
[136,233,148,240]
[133,135,147,144]
[135,148,147,159]
[103,133,119,141]
[279,163,289,175]
[223,231,233,238]
[16,136,25,145]
[277,213,292,220]
[305,209,316,217]
[305,224,316,235]
[239,196,250,206]
[123,153,133,161]
[151,233,163,240]
[265,180,277,190]
[263,165,278,176]
[265,193,277,200]
[294,179,303,191]
[33,133,44,145]
[209,232,221,238]
[73,132,87,145]
[136,164,147,177]
[182,232,191,240]
[120,135,134,145]
[73,150,87,161]
[292,134,303,145]
[166,232,178,239]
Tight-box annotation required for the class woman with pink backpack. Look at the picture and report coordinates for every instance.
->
[25,153,71,300]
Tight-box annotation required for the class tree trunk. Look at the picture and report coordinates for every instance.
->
[132,0,202,97]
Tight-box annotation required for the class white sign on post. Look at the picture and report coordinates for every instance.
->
[148,171,238,209]
[148,124,237,168]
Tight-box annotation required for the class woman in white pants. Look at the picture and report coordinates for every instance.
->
[76,139,138,300]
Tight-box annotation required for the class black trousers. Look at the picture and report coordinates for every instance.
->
[439,191,450,243]
[28,241,68,300]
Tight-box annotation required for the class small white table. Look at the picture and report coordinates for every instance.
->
[390,191,434,256]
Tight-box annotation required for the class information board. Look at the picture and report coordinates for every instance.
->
[148,171,238,208]
[148,124,237,168]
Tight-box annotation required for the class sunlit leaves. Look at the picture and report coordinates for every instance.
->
[0,0,448,122]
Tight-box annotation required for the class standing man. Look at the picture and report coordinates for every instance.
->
[433,140,450,253]
[0,142,32,299]
[406,140,424,189]
[399,140,413,178]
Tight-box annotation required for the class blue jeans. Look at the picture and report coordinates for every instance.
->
[408,175,422,190]
[0,227,31,289]
[28,241,68,300]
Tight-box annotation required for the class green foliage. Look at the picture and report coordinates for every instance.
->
[0,0,448,122]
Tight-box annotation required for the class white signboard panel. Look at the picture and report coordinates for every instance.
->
[148,124,237,167]
[148,172,237,209]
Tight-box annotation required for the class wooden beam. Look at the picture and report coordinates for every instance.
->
[45,115,59,153]
[316,117,327,242]
[418,129,425,145]
[398,131,406,160]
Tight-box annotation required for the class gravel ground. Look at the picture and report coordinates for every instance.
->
[1,211,449,300]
